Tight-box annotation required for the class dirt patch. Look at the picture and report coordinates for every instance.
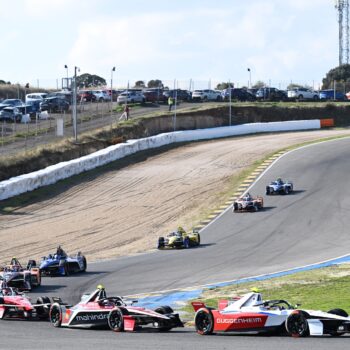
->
[0,129,349,264]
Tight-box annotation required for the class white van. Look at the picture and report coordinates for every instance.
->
[25,93,48,103]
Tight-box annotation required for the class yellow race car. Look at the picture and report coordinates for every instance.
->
[157,227,200,249]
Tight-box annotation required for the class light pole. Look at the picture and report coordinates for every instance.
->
[72,66,80,142]
[111,67,116,116]
[64,65,69,89]
[247,68,252,88]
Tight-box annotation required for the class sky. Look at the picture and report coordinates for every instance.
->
[0,0,339,89]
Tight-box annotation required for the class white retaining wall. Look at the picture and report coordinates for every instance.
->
[0,120,320,201]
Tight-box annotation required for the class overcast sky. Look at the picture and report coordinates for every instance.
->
[0,0,339,89]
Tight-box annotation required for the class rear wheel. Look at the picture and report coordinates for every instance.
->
[37,296,50,319]
[158,237,165,249]
[327,309,348,336]
[195,309,214,335]
[183,236,190,249]
[50,305,62,327]
[154,306,174,331]
[82,257,87,272]
[197,234,201,246]
[285,311,309,337]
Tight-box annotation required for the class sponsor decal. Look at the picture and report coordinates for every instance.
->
[71,311,109,325]
[217,317,262,324]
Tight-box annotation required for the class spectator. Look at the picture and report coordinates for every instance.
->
[119,104,130,121]
[168,96,174,111]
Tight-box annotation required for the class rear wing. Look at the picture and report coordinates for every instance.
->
[191,301,206,312]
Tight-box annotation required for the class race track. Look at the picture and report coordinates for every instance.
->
[2,137,350,349]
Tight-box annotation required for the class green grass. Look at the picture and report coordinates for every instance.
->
[182,264,350,319]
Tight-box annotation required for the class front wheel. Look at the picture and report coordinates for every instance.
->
[108,308,125,332]
[327,309,348,336]
[195,309,214,335]
[37,296,50,319]
[285,311,309,337]
[50,305,62,327]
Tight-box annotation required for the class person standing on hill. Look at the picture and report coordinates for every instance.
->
[168,96,174,111]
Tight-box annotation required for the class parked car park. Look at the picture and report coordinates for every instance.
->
[78,90,97,102]
[221,88,256,101]
[287,88,319,101]
[163,89,192,102]
[319,89,346,101]
[0,99,24,110]
[25,93,48,103]
[143,89,166,103]
[191,89,221,101]
[256,87,287,101]
[117,91,146,104]
[92,90,111,102]
[0,106,22,122]
[40,97,70,113]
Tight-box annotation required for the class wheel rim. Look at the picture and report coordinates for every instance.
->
[50,307,60,324]
[287,313,307,336]
[196,311,212,334]
[109,310,123,330]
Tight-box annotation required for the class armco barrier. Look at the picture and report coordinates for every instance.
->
[0,120,321,201]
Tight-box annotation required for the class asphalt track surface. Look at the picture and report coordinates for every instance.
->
[2,137,350,349]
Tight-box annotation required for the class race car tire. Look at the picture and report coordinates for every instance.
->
[154,306,174,331]
[233,203,238,212]
[327,309,349,336]
[0,297,4,304]
[82,256,87,272]
[197,234,201,246]
[155,306,174,315]
[37,296,50,319]
[50,304,62,327]
[285,311,309,337]
[266,187,270,195]
[158,237,165,249]
[108,308,125,332]
[284,187,289,195]
[183,237,190,249]
[195,308,214,335]
[27,259,36,269]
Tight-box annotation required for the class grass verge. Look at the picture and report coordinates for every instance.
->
[182,263,350,321]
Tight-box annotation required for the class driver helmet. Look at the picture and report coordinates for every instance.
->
[97,284,107,300]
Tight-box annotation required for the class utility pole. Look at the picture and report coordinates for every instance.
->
[335,0,350,65]
[72,66,79,142]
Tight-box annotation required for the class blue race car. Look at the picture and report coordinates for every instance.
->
[39,246,87,276]
[266,178,293,195]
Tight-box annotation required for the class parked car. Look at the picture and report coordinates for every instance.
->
[143,89,166,103]
[319,89,346,101]
[25,93,48,103]
[287,88,319,101]
[92,90,111,102]
[221,88,256,101]
[78,90,97,102]
[117,91,146,104]
[40,97,70,113]
[0,99,24,111]
[192,89,221,102]
[0,107,23,122]
[163,89,192,102]
[256,87,287,101]
[47,91,73,104]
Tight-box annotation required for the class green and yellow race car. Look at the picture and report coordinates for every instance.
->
[157,227,200,249]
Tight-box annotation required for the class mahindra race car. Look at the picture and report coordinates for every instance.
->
[233,193,264,212]
[0,283,51,320]
[38,246,87,276]
[266,178,293,195]
[157,227,200,249]
[0,257,41,290]
[192,291,350,337]
[49,285,183,332]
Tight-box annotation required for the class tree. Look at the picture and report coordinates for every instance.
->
[134,80,146,88]
[0,80,6,85]
[252,81,265,89]
[147,79,164,88]
[216,82,234,90]
[76,73,106,88]
[322,64,350,91]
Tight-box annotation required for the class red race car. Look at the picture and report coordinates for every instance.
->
[0,283,51,320]
[50,285,183,332]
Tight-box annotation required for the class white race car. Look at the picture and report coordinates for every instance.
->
[192,291,350,337]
